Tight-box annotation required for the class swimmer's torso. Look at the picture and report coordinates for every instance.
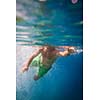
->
[40,47,58,68]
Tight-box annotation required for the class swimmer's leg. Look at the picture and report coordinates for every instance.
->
[33,66,50,81]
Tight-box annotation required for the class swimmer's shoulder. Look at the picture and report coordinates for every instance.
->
[54,49,60,56]
[38,46,44,52]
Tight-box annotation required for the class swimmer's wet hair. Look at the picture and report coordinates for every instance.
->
[44,44,55,50]
[44,43,55,47]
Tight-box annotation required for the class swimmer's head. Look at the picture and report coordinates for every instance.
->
[44,45,55,51]
[68,47,75,53]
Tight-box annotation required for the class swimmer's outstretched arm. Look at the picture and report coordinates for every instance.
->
[56,46,75,56]
[21,47,43,72]
[57,50,69,56]
[57,46,74,49]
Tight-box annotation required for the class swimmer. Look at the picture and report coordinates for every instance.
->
[21,45,75,81]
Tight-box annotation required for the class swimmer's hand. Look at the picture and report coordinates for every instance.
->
[20,64,29,73]
[68,46,76,54]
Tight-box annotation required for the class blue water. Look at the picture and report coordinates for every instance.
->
[16,46,82,100]
[16,0,83,46]
[16,0,83,100]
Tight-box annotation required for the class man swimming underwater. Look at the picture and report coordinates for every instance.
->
[21,45,75,80]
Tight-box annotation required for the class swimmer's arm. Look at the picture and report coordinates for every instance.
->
[23,48,43,67]
[57,50,70,56]
[56,46,73,50]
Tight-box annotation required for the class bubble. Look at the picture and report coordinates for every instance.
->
[71,0,78,4]
[76,49,83,54]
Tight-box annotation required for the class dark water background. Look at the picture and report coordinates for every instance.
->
[16,0,83,100]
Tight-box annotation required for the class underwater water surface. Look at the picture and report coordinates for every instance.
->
[16,0,83,46]
[16,0,83,100]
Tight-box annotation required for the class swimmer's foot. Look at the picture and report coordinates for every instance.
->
[33,75,39,81]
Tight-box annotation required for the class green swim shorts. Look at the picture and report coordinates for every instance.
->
[31,53,51,78]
